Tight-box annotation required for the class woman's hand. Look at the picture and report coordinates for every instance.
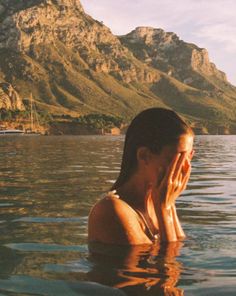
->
[150,150,194,242]
[153,152,192,210]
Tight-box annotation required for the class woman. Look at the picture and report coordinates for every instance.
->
[88,108,194,245]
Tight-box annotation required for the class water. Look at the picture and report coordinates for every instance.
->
[0,135,235,295]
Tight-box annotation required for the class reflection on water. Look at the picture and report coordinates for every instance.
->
[88,242,185,296]
[0,135,236,295]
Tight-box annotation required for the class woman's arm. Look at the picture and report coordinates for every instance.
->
[172,205,185,239]
[155,205,177,242]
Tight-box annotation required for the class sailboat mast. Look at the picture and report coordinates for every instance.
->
[30,93,34,131]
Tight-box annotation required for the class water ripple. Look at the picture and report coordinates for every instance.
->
[0,135,236,295]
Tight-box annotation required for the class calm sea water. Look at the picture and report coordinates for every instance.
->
[0,135,235,295]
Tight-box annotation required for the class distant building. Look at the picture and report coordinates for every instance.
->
[110,127,121,135]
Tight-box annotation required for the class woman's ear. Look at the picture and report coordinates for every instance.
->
[136,147,152,166]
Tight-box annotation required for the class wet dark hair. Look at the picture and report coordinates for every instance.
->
[112,108,194,189]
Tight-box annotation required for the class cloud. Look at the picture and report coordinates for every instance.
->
[196,23,236,53]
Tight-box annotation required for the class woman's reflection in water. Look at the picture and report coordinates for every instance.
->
[88,241,184,296]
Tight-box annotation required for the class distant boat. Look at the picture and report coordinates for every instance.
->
[25,93,42,135]
[0,94,44,136]
[0,129,24,135]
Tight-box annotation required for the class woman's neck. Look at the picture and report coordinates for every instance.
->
[116,173,151,211]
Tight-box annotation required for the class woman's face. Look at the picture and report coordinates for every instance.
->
[147,134,194,184]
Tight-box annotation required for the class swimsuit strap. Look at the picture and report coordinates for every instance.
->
[135,209,159,241]
[107,190,159,241]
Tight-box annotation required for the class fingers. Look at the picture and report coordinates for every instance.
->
[158,154,181,207]
[179,161,191,192]
[173,155,191,194]
[166,153,181,184]
[165,149,193,185]
[189,149,195,161]
[157,150,192,208]
[172,152,187,181]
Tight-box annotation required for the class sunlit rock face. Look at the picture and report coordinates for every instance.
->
[0,0,159,86]
[0,0,235,132]
[119,26,228,90]
[0,82,24,110]
[0,0,230,87]
[0,0,84,52]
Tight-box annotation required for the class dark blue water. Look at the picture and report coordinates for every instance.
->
[0,135,235,295]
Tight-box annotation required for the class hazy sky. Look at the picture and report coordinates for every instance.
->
[81,0,236,85]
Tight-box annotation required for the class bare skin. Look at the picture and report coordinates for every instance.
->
[88,134,194,245]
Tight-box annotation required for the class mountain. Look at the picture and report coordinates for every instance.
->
[0,0,236,133]
[0,82,24,110]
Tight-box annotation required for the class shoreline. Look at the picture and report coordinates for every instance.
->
[1,120,236,136]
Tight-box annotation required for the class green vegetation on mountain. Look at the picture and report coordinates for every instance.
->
[0,0,236,134]
[73,113,123,129]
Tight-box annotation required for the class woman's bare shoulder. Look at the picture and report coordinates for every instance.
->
[89,193,137,222]
[88,193,151,245]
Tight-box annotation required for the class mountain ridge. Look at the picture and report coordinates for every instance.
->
[0,0,236,133]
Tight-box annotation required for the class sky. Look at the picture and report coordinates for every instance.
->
[80,0,236,86]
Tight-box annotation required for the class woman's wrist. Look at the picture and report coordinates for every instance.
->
[171,205,186,239]
[155,203,177,242]
[156,199,176,212]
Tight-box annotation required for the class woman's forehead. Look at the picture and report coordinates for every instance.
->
[162,135,194,154]
[177,134,194,151]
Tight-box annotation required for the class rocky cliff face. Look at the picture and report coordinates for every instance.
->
[119,27,227,90]
[0,0,158,84]
[0,0,236,131]
[0,0,84,19]
[0,82,24,110]
[0,0,84,53]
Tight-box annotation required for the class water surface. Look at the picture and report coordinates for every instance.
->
[0,135,235,295]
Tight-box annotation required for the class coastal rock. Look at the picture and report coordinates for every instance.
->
[0,0,235,130]
[0,82,25,110]
[120,27,228,90]
[0,0,156,85]
[0,0,84,52]
[191,48,226,80]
